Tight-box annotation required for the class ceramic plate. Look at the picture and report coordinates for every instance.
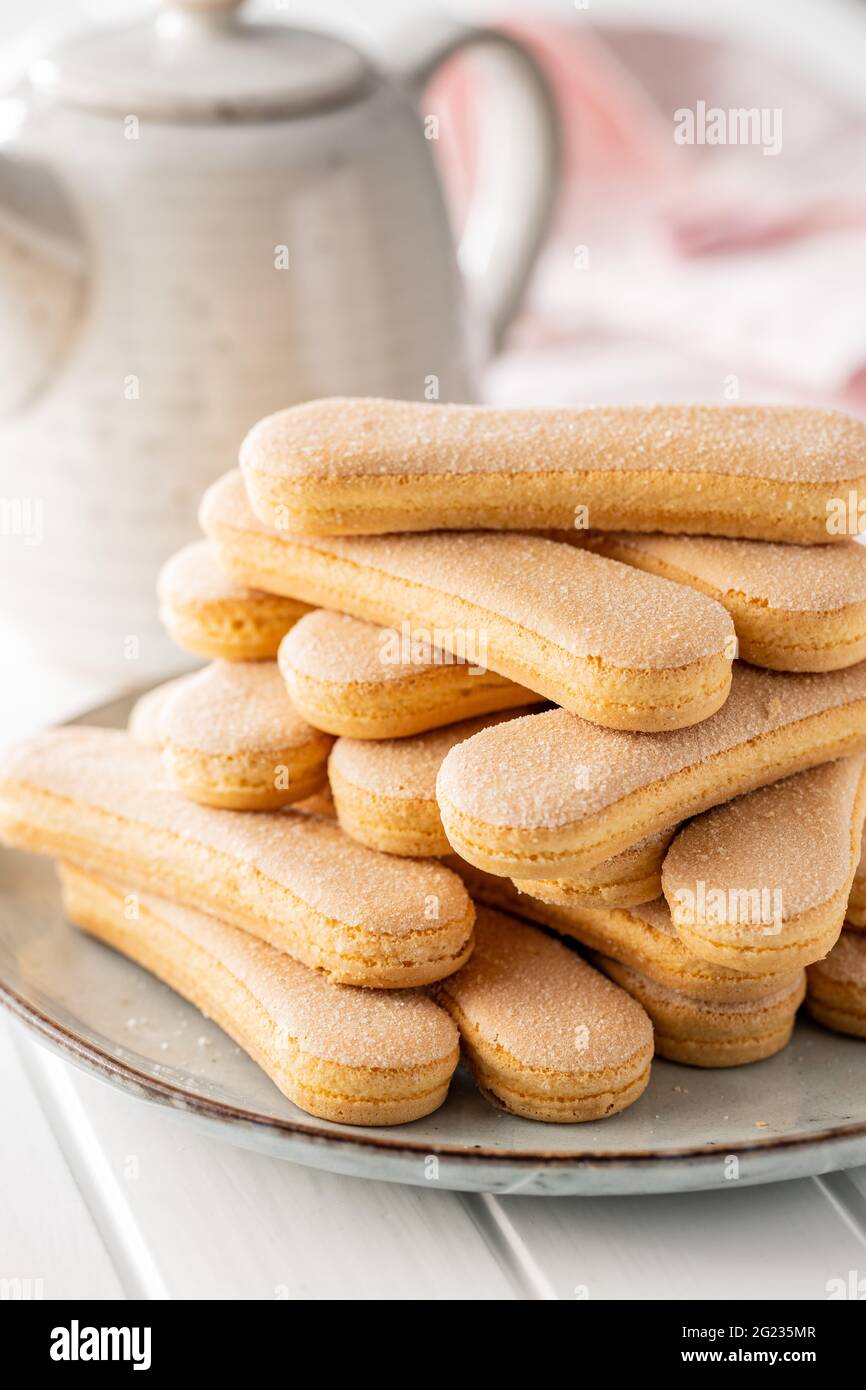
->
[2,692,865,1197]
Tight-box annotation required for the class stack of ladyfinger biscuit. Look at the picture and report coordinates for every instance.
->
[4,398,866,1128]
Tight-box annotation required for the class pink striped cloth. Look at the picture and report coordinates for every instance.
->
[427,19,866,411]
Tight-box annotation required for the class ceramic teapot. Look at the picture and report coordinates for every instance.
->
[0,0,557,678]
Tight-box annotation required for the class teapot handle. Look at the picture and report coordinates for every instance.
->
[404,21,560,353]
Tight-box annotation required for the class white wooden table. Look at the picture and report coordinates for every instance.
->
[3,649,866,1301]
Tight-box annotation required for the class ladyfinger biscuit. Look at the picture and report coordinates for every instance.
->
[577,532,866,671]
[0,728,474,987]
[128,675,189,749]
[158,539,309,661]
[60,865,459,1125]
[278,609,542,739]
[329,710,536,858]
[129,679,337,818]
[293,784,336,819]
[595,956,805,1067]
[663,758,866,974]
[434,907,653,1122]
[156,661,333,810]
[436,661,866,881]
[331,717,674,904]
[239,397,866,543]
[806,930,866,1038]
[511,829,674,911]
[203,472,735,732]
[453,869,802,1004]
[846,831,866,928]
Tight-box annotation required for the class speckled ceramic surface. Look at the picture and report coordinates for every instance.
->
[1,692,865,1197]
[1,5,557,680]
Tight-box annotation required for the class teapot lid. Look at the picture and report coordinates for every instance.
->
[28,0,372,121]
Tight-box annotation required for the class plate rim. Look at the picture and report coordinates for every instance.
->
[4,972,866,1171]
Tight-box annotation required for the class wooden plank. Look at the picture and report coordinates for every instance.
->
[21,1041,518,1301]
[0,1019,123,1299]
[480,1178,866,1300]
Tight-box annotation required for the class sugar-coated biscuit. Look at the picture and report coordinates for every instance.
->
[0,728,474,988]
[239,397,866,543]
[202,472,735,732]
[128,679,338,817]
[577,532,866,672]
[433,907,653,1122]
[437,661,866,880]
[278,609,542,738]
[453,867,803,1004]
[511,828,674,910]
[595,956,805,1067]
[60,865,459,1125]
[155,661,333,810]
[329,710,536,857]
[330,717,673,902]
[806,930,866,1037]
[846,829,866,928]
[158,539,309,660]
[663,758,866,974]
[127,676,189,749]
[293,784,336,819]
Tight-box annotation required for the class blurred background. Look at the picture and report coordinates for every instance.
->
[3,0,866,732]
